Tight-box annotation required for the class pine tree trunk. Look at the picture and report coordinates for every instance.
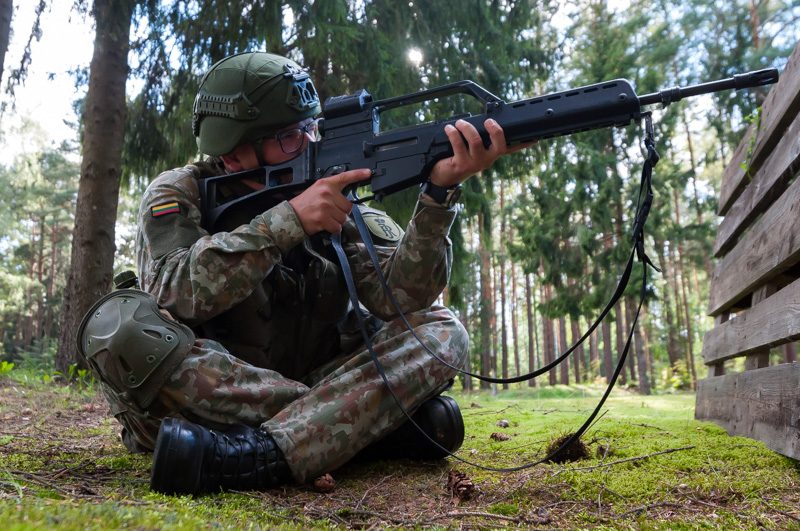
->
[589,330,598,381]
[499,181,509,389]
[499,257,509,390]
[525,273,537,387]
[602,317,613,383]
[626,297,650,394]
[570,316,583,383]
[491,256,499,395]
[672,189,698,387]
[56,0,135,373]
[655,239,682,371]
[615,307,627,385]
[45,222,59,337]
[510,262,520,381]
[0,0,12,87]
[542,283,556,386]
[624,298,638,383]
[667,242,690,383]
[478,212,493,390]
[558,316,569,385]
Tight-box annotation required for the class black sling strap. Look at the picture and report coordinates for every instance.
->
[329,113,660,469]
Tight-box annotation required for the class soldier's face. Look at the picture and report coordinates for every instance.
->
[259,119,319,166]
[221,120,319,175]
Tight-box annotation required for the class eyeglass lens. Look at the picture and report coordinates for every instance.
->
[278,121,319,154]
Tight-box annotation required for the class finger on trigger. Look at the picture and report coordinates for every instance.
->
[331,168,372,189]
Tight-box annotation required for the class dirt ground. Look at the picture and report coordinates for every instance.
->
[1,379,799,529]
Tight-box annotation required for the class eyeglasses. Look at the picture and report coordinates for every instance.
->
[266,119,321,154]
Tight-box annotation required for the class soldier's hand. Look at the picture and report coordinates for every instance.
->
[289,168,372,235]
[428,118,533,189]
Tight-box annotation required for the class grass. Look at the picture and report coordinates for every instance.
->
[1,378,798,529]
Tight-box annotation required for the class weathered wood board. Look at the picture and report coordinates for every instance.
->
[702,278,800,365]
[713,108,800,257]
[695,363,800,459]
[717,43,800,216]
[707,172,800,316]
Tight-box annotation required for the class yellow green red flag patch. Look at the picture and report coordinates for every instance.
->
[151,202,180,217]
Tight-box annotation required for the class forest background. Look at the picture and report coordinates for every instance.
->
[0,0,799,396]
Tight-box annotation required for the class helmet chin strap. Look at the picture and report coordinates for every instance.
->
[250,139,268,167]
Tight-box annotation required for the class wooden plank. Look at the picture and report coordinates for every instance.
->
[745,284,776,369]
[707,174,800,316]
[695,363,800,459]
[713,108,800,257]
[717,43,800,215]
[703,280,800,366]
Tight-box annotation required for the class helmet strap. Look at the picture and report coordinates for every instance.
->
[250,139,267,167]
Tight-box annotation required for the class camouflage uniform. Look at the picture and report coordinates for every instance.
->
[107,163,467,482]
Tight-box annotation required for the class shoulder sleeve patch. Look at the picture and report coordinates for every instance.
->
[362,211,403,243]
[151,202,181,217]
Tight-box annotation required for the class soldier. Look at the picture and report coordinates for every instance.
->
[78,51,523,495]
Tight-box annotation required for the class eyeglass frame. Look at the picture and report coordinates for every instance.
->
[259,118,321,155]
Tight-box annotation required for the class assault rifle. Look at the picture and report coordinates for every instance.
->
[199,68,778,232]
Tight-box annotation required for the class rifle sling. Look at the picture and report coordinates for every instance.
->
[329,113,660,469]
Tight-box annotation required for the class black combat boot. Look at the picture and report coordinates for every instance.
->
[150,417,292,495]
[357,395,465,461]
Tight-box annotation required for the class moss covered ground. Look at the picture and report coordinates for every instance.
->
[1,376,798,529]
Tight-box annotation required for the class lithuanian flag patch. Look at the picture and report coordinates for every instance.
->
[151,202,180,217]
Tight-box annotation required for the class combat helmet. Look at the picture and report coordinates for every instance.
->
[192,52,321,156]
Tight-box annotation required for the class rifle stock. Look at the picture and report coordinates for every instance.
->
[199,68,778,233]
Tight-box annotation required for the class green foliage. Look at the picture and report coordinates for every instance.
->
[0,360,14,377]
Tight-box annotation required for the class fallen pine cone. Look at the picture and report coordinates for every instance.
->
[447,469,476,504]
[490,432,511,441]
[312,473,336,493]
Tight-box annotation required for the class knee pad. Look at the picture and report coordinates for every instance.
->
[77,289,195,410]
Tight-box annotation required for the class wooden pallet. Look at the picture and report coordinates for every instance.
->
[696,42,800,459]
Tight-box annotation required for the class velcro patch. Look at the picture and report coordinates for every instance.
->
[362,212,402,243]
[151,202,180,217]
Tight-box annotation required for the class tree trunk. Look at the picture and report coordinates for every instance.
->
[525,273,537,387]
[558,316,569,385]
[602,318,613,383]
[672,188,698,388]
[0,0,12,87]
[655,238,682,371]
[589,330,598,381]
[626,297,650,394]
[570,316,583,383]
[478,212,493,390]
[499,181,509,389]
[542,283,556,386]
[510,261,520,381]
[44,221,59,337]
[490,256,499,395]
[56,0,135,373]
[624,299,638,383]
[615,307,627,385]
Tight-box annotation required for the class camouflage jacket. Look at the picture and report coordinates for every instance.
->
[135,164,456,380]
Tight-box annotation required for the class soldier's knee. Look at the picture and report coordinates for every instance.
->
[77,289,195,411]
[430,306,469,369]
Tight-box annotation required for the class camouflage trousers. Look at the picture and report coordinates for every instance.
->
[104,305,468,483]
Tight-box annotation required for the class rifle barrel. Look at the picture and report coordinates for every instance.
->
[638,68,779,107]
